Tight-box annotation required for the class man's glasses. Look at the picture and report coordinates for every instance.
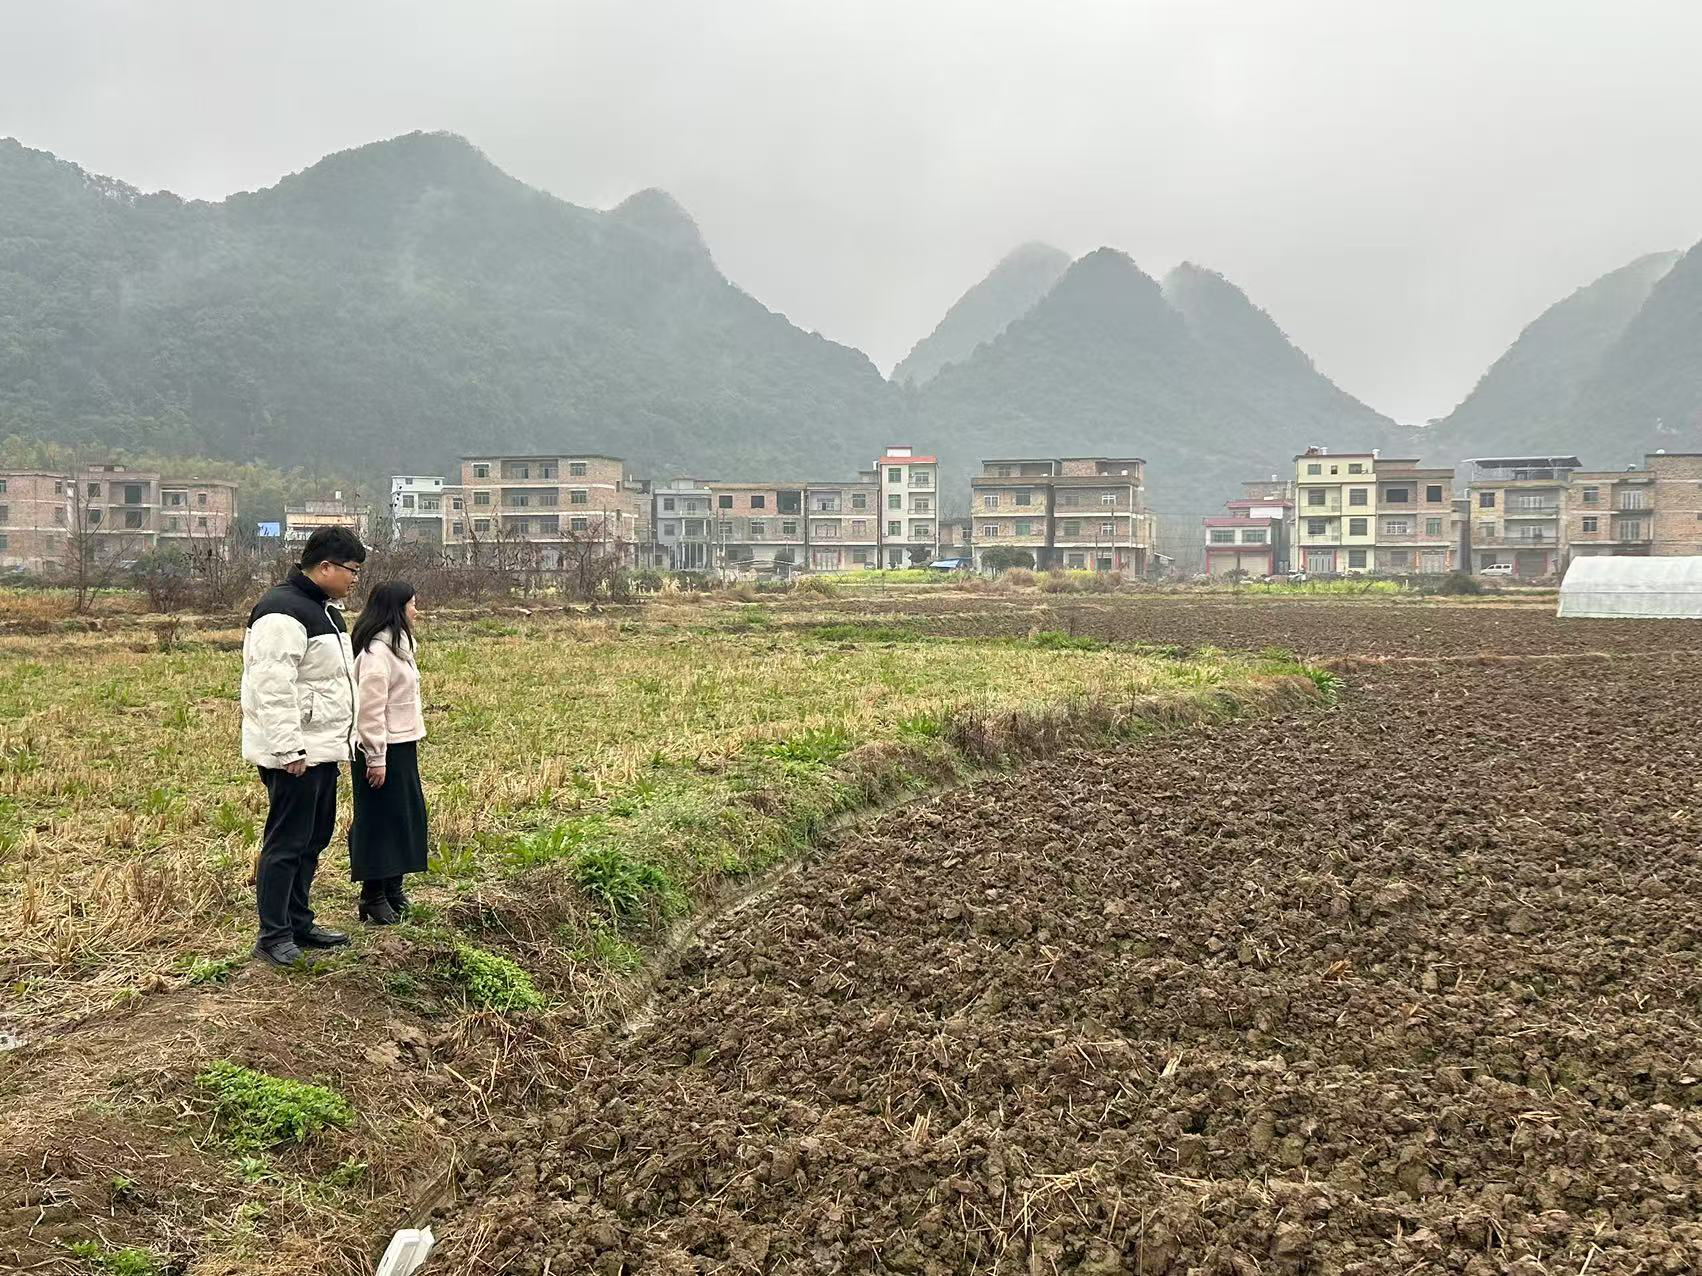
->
[332,561,362,579]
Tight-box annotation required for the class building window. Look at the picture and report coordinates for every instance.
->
[888,467,903,483]
[89,509,102,525]
[1307,489,1326,506]
[1425,518,1443,536]
[1307,518,1327,535]
[719,495,734,509]
[1306,463,1321,476]
[87,482,100,498]
[125,510,143,529]
[1383,487,1410,503]
[912,497,932,513]
[1619,491,1648,510]
[198,492,208,506]
[472,491,491,507]
[1210,529,1236,544]
[888,520,902,536]
[451,497,463,511]
[662,522,677,537]
[473,464,490,479]
[981,523,999,538]
[1479,491,1496,508]
[1242,529,1267,544]
[781,521,798,536]
[54,480,63,495]
[1348,463,1364,474]
[1621,520,1644,540]
[718,520,734,535]
[1387,549,1410,567]
[570,462,587,477]
[0,479,6,494]
[888,494,902,510]
[1058,492,1080,508]
[662,497,676,512]
[813,520,840,538]
[850,519,866,535]
[1580,486,1598,505]
[197,517,208,530]
[1067,552,1085,568]
[1013,491,1031,506]
[1013,520,1032,536]
[1426,485,1443,503]
[851,492,867,510]
[570,517,589,532]
[0,533,6,550]
[1347,548,1367,568]
[751,495,766,509]
[1062,519,1081,536]
[56,508,67,525]
[911,472,932,488]
[1099,521,1115,537]
[1348,517,1368,536]
[1349,488,1368,506]
[1582,516,1598,532]
[749,521,765,536]
[570,489,588,505]
[473,518,491,532]
[1100,492,1117,506]
[1383,519,1410,535]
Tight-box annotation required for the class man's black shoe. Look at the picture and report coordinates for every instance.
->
[253,939,304,967]
[295,926,349,948]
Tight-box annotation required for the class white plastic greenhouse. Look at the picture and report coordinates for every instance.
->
[1557,556,1702,619]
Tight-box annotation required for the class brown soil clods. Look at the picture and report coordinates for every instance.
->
[434,610,1702,1274]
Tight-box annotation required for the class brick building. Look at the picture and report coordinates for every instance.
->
[804,473,880,572]
[449,454,646,567]
[1203,487,1291,577]
[652,480,716,571]
[391,476,460,546]
[971,456,1150,574]
[1373,461,1455,574]
[0,471,70,571]
[1648,452,1702,556]
[1463,456,1579,578]
[285,494,372,547]
[1563,467,1656,561]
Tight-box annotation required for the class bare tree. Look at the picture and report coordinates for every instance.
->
[63,466,140,613]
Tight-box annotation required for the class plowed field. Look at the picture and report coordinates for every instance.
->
[439,605,1702,1275]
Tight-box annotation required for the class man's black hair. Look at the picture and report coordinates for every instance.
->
[300,526,368,569]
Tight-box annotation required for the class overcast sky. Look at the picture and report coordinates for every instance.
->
[5,0,1702,422]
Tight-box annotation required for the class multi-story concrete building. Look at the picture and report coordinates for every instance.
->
[1294,448,1379,574]
[285,494,372,547]
[1648,452,1702,557]
[804,473,880,572]
[448,454,645,567]
[1373,461,1455,575]
[75,464,161,561]
[971,456,1150,573]
[877,447,939,568]
[707,481,807,573]
[158,478,238,556]
[1463,456,1579,578]
[0,471,70,571]
[1203,487,1292,577]
[1564,467,1656,562]
[391,476,457,545]
[652,480,716,572]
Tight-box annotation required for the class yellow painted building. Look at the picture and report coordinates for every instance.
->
[1294,448,1378,574]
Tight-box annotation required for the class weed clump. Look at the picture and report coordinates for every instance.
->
[196,1060,354,1152]
[574,845,678,918]
[183,953,244,985]
[762,726,851,766]
[66,1241,165,1276]
[451,943,547,1012]
[808,622,923,644]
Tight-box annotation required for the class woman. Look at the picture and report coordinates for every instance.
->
[349,580,428,924]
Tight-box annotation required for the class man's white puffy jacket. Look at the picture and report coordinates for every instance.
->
[241,569,357,769]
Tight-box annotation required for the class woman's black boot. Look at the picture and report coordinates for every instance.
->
[358,886,400,925]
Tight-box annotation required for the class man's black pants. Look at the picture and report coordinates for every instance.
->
[256,763,338,946]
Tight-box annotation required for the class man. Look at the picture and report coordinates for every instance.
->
[241,525,367,966]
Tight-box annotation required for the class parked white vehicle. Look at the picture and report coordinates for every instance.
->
[1478,562,1516,578]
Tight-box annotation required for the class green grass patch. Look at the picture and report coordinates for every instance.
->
[196,1061,354,1153]
[807,622,926,643]
[450,943,547,1012]
[506,816,610,870]
[183,953,245,985]
[66,1241,166,1276]
[760,726,851,767]
[574,845,680,919]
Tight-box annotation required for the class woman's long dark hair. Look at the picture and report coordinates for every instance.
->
[350,580,416,658]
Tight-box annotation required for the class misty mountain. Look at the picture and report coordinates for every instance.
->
[916,250,1400,512]
[891,242,1070,386]
[1569,240,1702,453]
[1428,250,1681,462]
[0,132,900,480]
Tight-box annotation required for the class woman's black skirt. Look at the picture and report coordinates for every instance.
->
[349,739,429,881]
